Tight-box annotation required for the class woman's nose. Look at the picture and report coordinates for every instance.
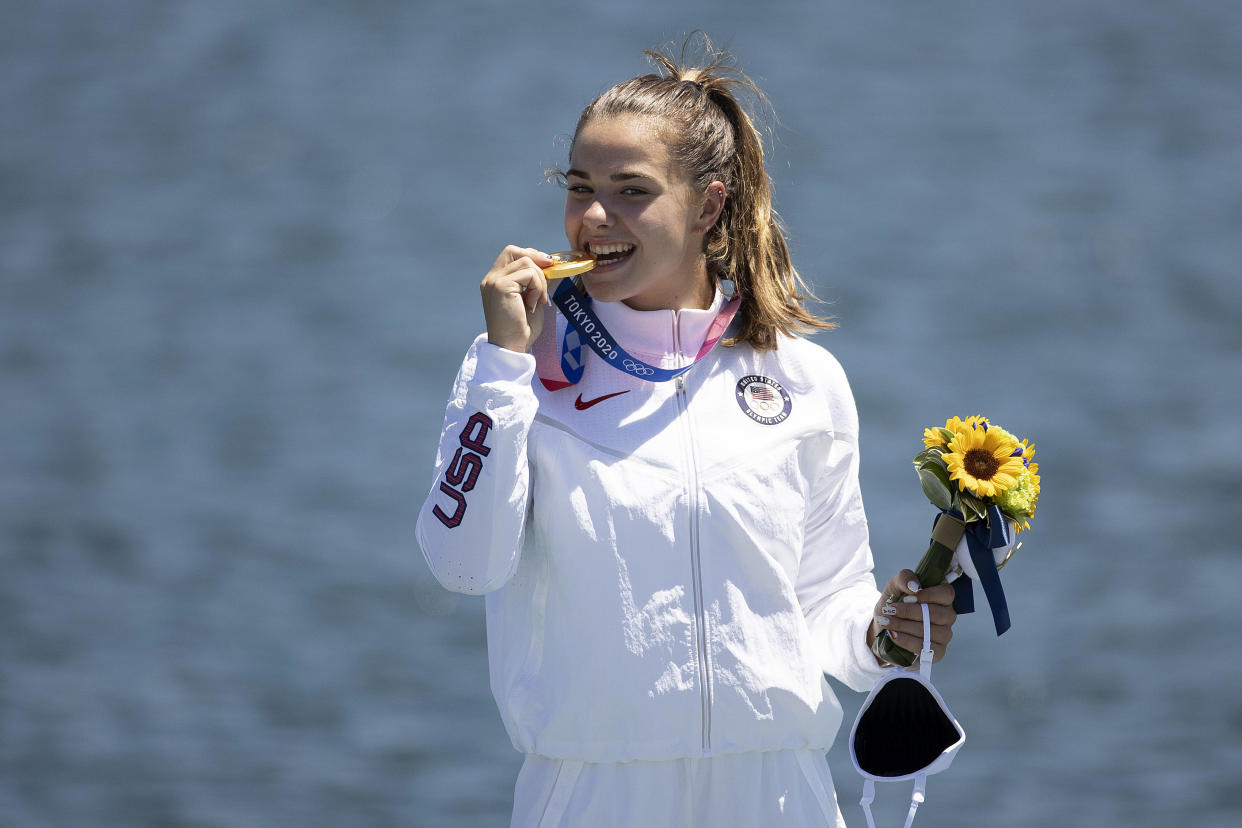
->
[583,198,609,227]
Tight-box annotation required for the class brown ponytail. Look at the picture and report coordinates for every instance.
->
[566,32,834,350]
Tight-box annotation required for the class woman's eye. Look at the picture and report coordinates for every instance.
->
[567,183,591,194]
[621,187,648,196]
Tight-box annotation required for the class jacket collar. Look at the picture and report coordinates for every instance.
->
[592,289,727,362]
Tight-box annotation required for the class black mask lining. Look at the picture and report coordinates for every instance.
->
[852,676,962,778]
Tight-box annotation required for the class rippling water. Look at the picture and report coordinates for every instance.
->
[2,1,1240,825]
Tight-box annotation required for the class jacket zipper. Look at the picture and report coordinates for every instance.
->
[674,315,712,754]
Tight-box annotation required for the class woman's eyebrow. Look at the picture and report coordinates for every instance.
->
[566,169,655,182]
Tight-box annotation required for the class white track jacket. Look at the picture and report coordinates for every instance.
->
[417,292,887,763]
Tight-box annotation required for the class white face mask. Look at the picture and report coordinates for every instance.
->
[849,603,965,828]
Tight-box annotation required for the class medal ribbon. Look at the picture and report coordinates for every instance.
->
[541,278,741,386]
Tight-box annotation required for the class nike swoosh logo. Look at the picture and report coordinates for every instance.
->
[574,390,631,410]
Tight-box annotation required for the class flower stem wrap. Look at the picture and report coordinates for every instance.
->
[871,512,966,667]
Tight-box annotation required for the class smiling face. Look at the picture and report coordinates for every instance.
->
[564,114,725,312]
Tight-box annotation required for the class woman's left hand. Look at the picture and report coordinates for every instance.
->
[868,569,958,664]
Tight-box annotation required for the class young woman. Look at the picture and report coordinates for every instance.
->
[417,37,959,827]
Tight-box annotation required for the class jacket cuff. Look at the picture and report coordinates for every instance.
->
[456,340,538,415]
[838,589,893,691]
[473,341,537,386]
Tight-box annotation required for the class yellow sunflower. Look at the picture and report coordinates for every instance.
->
[1019,439,1036,464]
[922,415,989,449]
[943,423,1025,498]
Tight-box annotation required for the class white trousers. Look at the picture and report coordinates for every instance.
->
[511,749,847,828]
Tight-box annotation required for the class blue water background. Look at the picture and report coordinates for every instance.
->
[3,1,1240,825]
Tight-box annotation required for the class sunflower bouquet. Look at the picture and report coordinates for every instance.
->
[872,415,1040,667]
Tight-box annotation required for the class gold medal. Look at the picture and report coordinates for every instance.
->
[541,250,596,280]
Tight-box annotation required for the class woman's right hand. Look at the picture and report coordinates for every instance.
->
[481,246,554,353]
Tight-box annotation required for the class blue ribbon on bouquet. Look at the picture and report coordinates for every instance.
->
[948,504,1013,636]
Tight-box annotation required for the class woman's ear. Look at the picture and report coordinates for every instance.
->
[694,181,727,234]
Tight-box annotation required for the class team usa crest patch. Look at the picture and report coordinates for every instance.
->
[735,375,792,425]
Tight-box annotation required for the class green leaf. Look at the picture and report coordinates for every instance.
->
[957,491,986,522]
[925,458,951,486]
[919,466,953,510]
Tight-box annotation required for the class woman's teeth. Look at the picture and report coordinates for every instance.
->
[588,243,635,264]
[589,243,634,255]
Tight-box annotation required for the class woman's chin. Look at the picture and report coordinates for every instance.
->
[582,285,625,305]
[580,272,627,303]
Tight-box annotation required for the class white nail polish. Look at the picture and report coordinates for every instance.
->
[907,580,921,593]
[901,595,918,603]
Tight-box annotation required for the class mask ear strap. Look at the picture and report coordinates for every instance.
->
[918,602,934,681]
[904,772,927,828]
[904,602,935,826]
[860,778,877,828]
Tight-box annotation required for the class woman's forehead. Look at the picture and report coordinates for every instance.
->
[569,114,675,178]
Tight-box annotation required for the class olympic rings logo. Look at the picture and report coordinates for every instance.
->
[623,359,655,376]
